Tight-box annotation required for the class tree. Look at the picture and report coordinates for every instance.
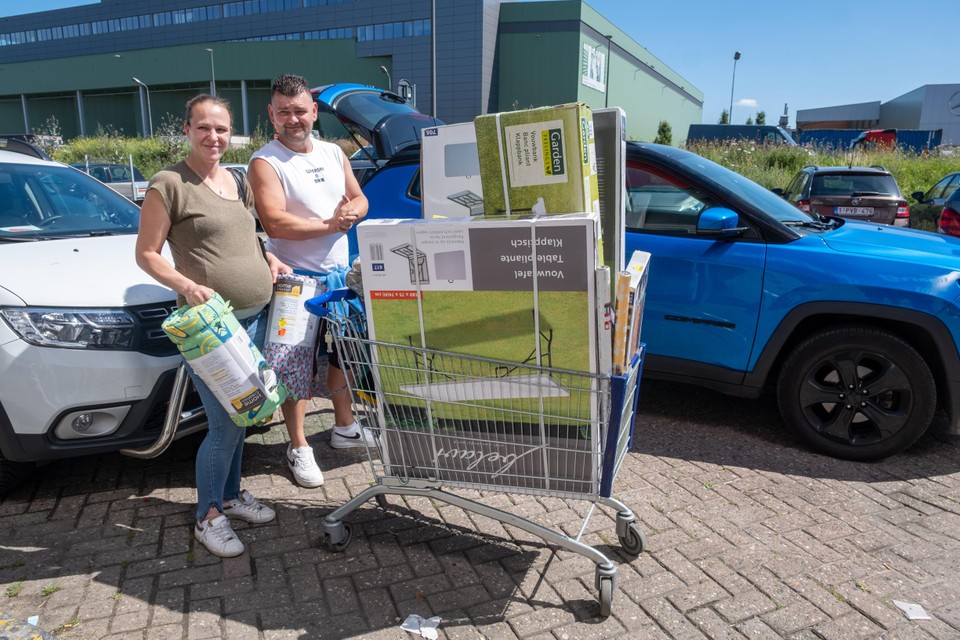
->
[653,120,673,145]
[745,117,754,125]
[718,109,730,124]
[756,110,766,125]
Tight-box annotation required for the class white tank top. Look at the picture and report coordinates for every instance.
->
[252,138,349,274]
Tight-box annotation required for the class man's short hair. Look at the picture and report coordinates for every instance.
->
[271,74,311,98]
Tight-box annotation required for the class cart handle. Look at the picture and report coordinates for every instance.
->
[304,287,357,318]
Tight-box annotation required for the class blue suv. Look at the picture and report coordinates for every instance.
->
[315,84,960,461]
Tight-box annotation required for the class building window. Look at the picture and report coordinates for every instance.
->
[0,0,354,47]
[357,19,429,42]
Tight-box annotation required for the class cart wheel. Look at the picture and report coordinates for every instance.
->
[598,576,613,618]
[618,523,645,556]
[375,494,389,510]
[325,522,353,553]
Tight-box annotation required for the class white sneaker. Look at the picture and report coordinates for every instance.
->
[223,489,276,524]
[287,445,324,487]
[194,514,244,558]
[330,421,376,449]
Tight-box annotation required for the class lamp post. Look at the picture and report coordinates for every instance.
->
[131,76,153,137]
[604,34,613,108]
[379,65,392,92]
[728,51,741,124]
[204,48,216,96]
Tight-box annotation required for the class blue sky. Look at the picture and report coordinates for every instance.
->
[586,0,958,127]
[3,0,957,128]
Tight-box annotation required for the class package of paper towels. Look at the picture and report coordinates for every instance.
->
[162,293,287,427]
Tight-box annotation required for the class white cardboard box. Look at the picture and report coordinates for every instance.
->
[420,123,483,219]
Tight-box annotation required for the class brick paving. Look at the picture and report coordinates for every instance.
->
[1,381,959,639]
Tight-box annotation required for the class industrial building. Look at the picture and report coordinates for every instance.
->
[0,0,702,144]
[796,84,960,147]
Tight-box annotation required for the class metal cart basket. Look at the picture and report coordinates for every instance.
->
[306,288,645,617]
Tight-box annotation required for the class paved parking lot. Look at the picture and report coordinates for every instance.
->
[1,381,959,639]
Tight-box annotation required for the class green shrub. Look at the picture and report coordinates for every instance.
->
[51,130,359,178]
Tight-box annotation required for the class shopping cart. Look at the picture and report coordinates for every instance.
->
[305,288,645,617]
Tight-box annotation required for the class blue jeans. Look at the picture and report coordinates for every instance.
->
[188,309,267,522]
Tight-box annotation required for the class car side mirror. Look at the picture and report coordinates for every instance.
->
[697,207,748,238]
[911,191,925,202]
[770,187,784,196]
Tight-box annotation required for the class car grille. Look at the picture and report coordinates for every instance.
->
[129,301,179,357]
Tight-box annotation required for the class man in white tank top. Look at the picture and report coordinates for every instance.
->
[249,74,374,488]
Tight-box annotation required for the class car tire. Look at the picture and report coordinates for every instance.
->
[0,451,32,498]
[777,326,936,461]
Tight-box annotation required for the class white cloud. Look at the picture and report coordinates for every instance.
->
[736,98,758,108]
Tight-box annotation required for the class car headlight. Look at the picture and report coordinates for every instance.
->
[0,308,136,349]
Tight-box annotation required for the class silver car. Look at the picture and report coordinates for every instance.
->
[71,162,148,204]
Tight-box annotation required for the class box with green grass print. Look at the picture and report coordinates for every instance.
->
[356,213,600,426]
[474,103,599,218]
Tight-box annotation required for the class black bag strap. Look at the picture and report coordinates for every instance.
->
[226,166,246,202]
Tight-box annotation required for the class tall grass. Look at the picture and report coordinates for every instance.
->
[686,141,960,232]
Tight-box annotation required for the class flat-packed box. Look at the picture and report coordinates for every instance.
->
[356,212,600,423]
[592,107,626,273]
[474,103,599,217]
[420,123,483,219]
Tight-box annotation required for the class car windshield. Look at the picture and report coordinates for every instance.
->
[0,162,140,240]
[670,151,819,225]
[810,173,899,197]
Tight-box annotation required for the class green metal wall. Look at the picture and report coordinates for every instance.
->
[497,1,703,146]
[496,31,582,111]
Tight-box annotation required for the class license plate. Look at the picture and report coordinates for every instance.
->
[835,206,874,217]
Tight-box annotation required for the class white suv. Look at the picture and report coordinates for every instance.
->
[0,139,202,494]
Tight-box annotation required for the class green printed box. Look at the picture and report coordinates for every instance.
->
[474,103,599,217]
[356,213,600,425]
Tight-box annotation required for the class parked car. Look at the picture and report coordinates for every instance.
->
[776,165,910,227]
[0,140,202,494]
[935,186,960,237]
[911,171,960,234]
[314,83,960,461]
[71,162,149,204]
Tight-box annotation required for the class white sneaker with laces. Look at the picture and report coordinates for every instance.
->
[287,445,324,487]
[223,489,276,524]
[330,421,376,449]
[194,514,244,558]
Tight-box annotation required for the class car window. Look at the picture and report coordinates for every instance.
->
[784,172,810,203]
[783,172,802,199]
[811,174,899,197]
[942,175,960,200]
[0,162,140,238]
[625,163,713,234]
[408,168,421,202]
[924,175,954,200]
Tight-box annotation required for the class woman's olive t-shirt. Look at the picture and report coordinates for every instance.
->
[148,162,273,312]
